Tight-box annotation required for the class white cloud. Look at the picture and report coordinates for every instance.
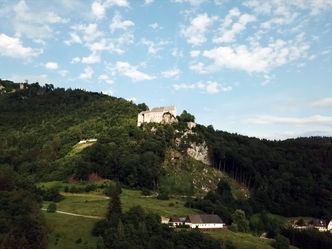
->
[91,1,105,19]
[311,97,332,108]
[310,0,332,15]
[71,57,81,64]
[161,68,181,79]
[65,23,104,46]
[110,13,135,33]
[98,74,113,84]
[65,22,132,56]
[173,81,231,94]
[248,115,332,126]
[214,8,256,43]
[244,0,332,16]
[144,0,154,5]
[111,61,155,81]
[104,0,129,7]
[45,62,58,70]
[190,50,201,57]
[77,23,103,43]
[171,48,184,57]
[173,0,207,6]
[58,70,68,77]
[182,13,213,46]
[79,67,94,80]
[260,15,297,30]
[81,52,100,64]
[12,0,67,39]
[149,22,162,30]
[141,38,168,55]
[202,35,309,73]
[64,32,82,45]
[189,62,210,74]
[0,33,41,58]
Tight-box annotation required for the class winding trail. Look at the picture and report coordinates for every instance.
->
[41,208,104,219]
[61,192,110,199]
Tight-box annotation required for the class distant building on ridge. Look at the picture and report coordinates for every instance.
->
[137,106,177,126]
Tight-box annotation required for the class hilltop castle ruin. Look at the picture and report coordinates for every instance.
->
[137,106,177,126]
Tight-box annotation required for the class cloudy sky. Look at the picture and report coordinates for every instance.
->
[0,0,331,139]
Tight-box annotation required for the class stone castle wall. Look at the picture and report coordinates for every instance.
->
[137,106,177,126]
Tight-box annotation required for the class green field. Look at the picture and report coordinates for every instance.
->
[43,188,200,218]
[45,212,97,249]
[43,193,108,217]
[41,182,297,249]
[121,188,201,217]
[42,184,201,249]
[206,230,298,249]
[206,230,274,249]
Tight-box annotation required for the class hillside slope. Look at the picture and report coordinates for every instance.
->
[0,80,142,180]
[1,79,332,219]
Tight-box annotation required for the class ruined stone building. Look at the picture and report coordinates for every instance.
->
[137,106,177,126]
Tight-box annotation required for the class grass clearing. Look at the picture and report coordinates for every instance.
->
[43,194,108,217]
[44,188,201,217]
[40,181,200,217]
[44,212,97,249]
[121,188,201,217]
[206,229,275,249]
[206,230,298,249]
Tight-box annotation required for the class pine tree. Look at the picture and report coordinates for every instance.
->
[117,219,125,240]
[107,188,122,221]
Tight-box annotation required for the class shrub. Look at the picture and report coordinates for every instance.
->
[141,188,152,196]
[42,187,64,202]
[157,192,169,200]
[273,234,290,249]
[47,202,57,213]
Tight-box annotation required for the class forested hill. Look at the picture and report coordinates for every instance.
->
[197,127,332,218]
[0,80,145,178]
[1,79,332,219]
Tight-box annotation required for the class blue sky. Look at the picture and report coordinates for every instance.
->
[0,0,331,139]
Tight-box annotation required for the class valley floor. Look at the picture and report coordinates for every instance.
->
[41,182,297,249]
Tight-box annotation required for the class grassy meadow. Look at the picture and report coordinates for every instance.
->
[45,212,98,249]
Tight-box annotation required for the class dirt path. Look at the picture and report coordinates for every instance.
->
[61,192,110,199]
[41,208,104,219]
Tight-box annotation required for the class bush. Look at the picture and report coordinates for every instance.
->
[141,188,152,196]
[273,234,289,249]
[85,184,97,192]
[103,182,122,197]
[47,202,57,213]
[157,192,169,200]
[228,223,238,232]
[92,220,109,236]
[42,187,64,202]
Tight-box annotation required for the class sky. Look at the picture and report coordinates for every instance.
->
[0,0,331,140]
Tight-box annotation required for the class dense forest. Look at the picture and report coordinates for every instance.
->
[1,79,332,222]
[0,166,47,249]
[197,126,332,218]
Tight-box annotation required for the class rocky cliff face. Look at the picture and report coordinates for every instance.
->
[186,141,211,165]
[175,129,211,165]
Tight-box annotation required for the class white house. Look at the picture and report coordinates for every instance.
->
[137,106,177,126]
[328,220,332,232]
[184,214,225,229]
[169,216,186,227]
[78,139,97,144]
